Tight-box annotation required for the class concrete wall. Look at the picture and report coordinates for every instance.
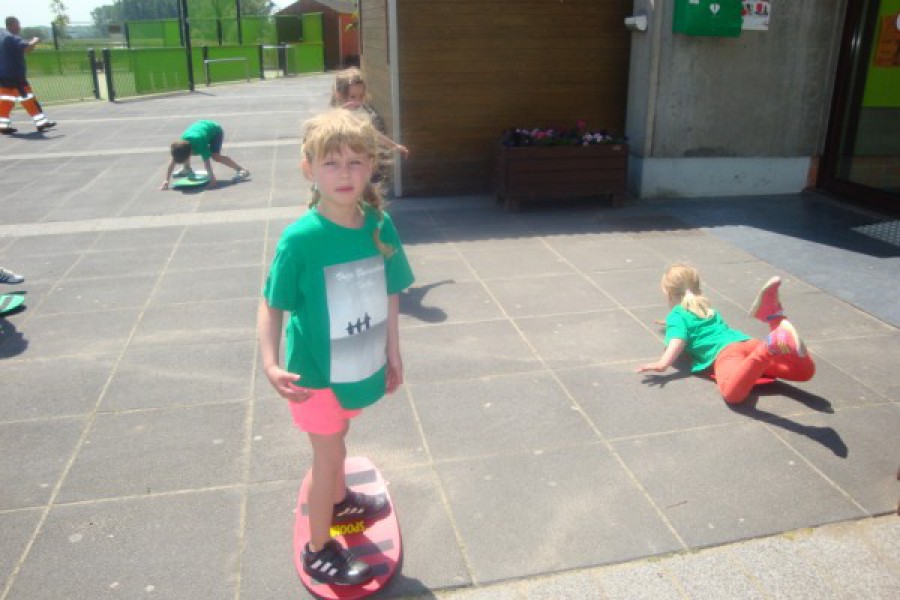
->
[626,0,848,197]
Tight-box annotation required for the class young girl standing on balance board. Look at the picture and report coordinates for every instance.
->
[257,109,414,585]
[637,263,815,405]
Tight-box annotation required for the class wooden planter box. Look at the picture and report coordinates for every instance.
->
[495,144,628,210]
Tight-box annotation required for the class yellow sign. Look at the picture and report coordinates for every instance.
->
[330,520,366,537]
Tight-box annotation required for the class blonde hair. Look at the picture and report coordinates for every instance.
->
[661,263,713,319]
[330,67,367,107]
[301,109,393,257]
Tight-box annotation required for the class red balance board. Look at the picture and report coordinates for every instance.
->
[294,457,402,599]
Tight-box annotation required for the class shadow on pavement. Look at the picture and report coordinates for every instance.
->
[0,315,28,359]
[729,396,848,458]
[400,280,453,324]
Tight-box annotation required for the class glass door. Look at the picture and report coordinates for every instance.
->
[821,0,900,212]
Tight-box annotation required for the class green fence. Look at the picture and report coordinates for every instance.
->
[133,48,190,95]
[23,30,324,105]
[25,50,97,104]
[286,43,324,75]
[127,20,182,48]
[123,16,303,48]
[300,13,323,43]
[195,46,262,86]
[106,49,138,99]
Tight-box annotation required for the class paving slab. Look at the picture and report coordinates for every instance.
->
[435,447,683,584]
[613,422,866,548]
[58,402,248,502]
[410,371,596,461]
[101,340,255,411]
[6,490,242,600]
[0,354,115,420]
[0,417,85,510]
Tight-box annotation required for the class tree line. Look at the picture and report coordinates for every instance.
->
[91,0,279,31]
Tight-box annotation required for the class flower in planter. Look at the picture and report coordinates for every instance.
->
[500,122,626,147]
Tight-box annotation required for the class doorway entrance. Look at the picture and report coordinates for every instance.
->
[821,0,900,213]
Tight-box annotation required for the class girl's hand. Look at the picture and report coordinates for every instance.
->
[265,365,311,402]
[395,144,409,158]
[385,352,403,394]
[636,362,668,373]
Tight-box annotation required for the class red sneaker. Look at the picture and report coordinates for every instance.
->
[766,319,807,357]
[750,276,783,326]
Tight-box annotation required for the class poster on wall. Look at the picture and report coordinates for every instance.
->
[873,13,900,67]
[742,1,771,31]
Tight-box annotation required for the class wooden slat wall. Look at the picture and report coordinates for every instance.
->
[392,0,631,196]
[360,0,393,142]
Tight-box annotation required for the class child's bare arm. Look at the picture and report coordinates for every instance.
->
[160,159,176,190]
[203,158,216,187]
[385,294,403,393]
[375,131,409,158]
[636,338,686,373]
[257,300,309,402]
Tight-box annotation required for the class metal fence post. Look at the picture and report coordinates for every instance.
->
[258,44,264,80]
[202,46,210,86]
[88,49,101,100]
[102,48,115,102]
[179,0,195,92]
[237,0,244,44]
[279,44,288,77]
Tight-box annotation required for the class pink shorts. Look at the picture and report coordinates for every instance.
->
[288,388,361,435]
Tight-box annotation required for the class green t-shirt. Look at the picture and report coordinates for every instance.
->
[664,305,750,372]
[263,207,415,409]
[181,120,221,160]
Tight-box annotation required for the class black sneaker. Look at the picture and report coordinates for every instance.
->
[0,127,16,135]
[37,121,57,133]
[333,489,388,524]
[303,540,373,585]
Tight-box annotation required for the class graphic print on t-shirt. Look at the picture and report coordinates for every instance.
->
[324,256,388,383]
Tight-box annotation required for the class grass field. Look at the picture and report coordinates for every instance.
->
[27,73,99,105]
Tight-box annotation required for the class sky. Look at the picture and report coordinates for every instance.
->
[1,1,295,28]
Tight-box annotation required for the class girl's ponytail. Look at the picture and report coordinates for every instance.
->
[662,263,713,319]
[362,183,394,257]
[681,288,713,319]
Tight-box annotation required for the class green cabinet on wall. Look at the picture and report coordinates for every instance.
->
[673,0,742,37]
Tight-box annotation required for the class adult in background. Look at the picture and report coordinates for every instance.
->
[0,16,56,135]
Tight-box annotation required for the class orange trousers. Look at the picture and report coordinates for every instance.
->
[0,81,49,129]
[713,339,816,405]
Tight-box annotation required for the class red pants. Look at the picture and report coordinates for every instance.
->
[713,339,816,405]
[0,81,49,129]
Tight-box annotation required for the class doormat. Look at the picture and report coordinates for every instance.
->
[851,220,900,248]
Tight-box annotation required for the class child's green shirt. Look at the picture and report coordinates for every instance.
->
[664,305,750,372]
[263,207,414,409]
[181,120,221,160]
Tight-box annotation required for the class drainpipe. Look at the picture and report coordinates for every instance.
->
[388,0,402,197]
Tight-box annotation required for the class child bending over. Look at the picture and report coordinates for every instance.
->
[160,120,249,190]
[637,263,815,404]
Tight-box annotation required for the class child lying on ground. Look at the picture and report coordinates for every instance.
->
[636,263,815,404]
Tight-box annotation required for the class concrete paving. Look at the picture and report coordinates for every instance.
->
[0,74,898,599]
